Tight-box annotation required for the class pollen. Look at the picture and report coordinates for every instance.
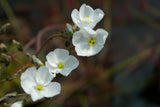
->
[87,37,97,47]
[34,84,43,91]
[81,17,92,23]
[57,61,65,69]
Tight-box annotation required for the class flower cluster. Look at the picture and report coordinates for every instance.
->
[71,4,108,56]
[19,3,108,104]
[21,49,79,102]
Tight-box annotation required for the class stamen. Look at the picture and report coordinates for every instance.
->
[57,61,65,69]
[87,37,97,47]
[34,84,43,91]
[89,21,92,23]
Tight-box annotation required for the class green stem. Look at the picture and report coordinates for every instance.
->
[17,93,27,96]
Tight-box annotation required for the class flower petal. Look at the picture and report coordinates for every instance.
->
[59,56,79,76]
[92,8,104,23]
[64,56,79,70]
[42,82,61,98]
[46,51,59,67]
[72,31,87,46]
[20,78,35,94]
[58,68,71,76]
[71,9,81,27]
[79,4,94,19]
[36,66,54,85]
[89,44,104,56]
[20,67,36,80]
[74,43,90,56]
[83,22,96,29]
[20,67,36,94]
[75,43,104,56]
[45,61,57,74]
[30,88,44,102]
[53,49,69,61]
[71,4,104,29]
[10,100,23,107]
[96,28,108,45]
[82,27,96,36]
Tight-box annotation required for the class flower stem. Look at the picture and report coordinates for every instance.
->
[17,93,27,96]
[35,33,68,57]
[0,92,17,102]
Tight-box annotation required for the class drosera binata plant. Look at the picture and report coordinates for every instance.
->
[0,3,108,106]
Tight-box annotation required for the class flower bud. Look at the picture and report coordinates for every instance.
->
[61,23,74,37]
[0,43,7,53]
[32,55,44,67]
[12,40,23,51]
[0,23,10,34]
[0,53,10,66]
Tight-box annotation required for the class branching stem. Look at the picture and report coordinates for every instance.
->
[36,33,68,57]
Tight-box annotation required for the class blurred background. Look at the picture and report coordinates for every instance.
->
[0,0,160,107]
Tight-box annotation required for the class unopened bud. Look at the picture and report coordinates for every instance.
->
[32,55,44,66]
[0,43,7,53]
[0,53,10,66]
[66,23,73,36]
[0,23,10,34]
[12,40,23,51]
[61,23,74,37]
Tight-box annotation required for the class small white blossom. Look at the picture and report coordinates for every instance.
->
[10,100,23,107]
[71,3,104,29]
[45,49,79,76]
[20,66,61,102]
[72,27,108,56]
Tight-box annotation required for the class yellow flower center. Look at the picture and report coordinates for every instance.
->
[87,37,97,47]
[57,61,65,69]
[82,16,92,23]
[34,84,43,91]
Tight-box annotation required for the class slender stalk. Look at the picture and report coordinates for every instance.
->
[36,34,68,56]
[0,92,17,102]
[17,93,27,96]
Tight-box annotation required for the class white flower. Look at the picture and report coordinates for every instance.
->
[45,49,79,76]
[72,28,108,56]
[20,66,61,102]
[10,100,23,107]
[71,3,104,29]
